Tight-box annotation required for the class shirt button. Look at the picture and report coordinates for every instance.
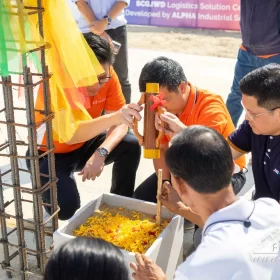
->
[270,136,273,139]
[268,149,271,152]
[264,162,266,165]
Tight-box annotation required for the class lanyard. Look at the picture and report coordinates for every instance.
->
[203,202,256,236]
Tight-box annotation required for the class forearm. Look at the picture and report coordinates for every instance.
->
[67,113,120,144]
[76,0,97,23]
[107,1,128,19]
[178,206,204,228]
[101,124,128,152]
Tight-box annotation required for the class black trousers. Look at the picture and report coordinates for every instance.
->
[26,132,141,220]
[106,25,131,104]
[133,171,247,203]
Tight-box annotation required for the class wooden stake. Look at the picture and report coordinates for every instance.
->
[156,169,163,225]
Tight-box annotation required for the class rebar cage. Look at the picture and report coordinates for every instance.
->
[0,1,59,279]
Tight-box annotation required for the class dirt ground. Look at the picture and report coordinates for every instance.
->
[127,25,241,58]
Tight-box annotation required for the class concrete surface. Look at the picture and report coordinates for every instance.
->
[0,48,254,279]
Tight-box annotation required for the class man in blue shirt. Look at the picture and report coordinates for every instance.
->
[228,63,280,202]
[74,0,131,103]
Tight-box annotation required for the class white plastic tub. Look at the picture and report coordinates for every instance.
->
[53,193,184,280]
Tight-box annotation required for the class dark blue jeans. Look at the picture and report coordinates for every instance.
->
[226,49,280,126]
[26,132,141,220]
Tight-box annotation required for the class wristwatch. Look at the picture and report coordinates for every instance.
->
[97,147,109,157]
[103,15,112,26]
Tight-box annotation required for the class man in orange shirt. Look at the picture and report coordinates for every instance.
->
[134,57,246,203]
[26,34,142,221]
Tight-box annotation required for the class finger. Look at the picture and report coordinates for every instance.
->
[128,103,142,112]
[163,181,172,193]
[128,109,142,121]
[141,254,152,263]
[155,114,162,131]
[135,253,144,266]
[82,172,87,182]
[132,272,137,279]
[96,172,102,177]
[124,113,134,124]
[91,175,97,181]
[130,262,138,272]
[78,170,84,176]
[165,128,174,135]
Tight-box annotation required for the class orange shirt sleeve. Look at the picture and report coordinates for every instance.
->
[104,68,125,112]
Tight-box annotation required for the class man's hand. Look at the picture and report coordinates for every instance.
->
[155,112,186,137]
[115,103,143,128]
[158,181,187,215]
[78,151,105,182]
[89,19,107,35]
[130,253,166,280]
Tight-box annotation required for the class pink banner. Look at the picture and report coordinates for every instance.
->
[126,0,241,31]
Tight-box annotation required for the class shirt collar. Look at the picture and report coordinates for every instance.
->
[179,82,197,120]
[202,197,255,235]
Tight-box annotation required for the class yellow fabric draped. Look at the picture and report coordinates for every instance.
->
[24,0,104,143]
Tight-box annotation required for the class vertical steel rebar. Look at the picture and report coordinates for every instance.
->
[2,75,28,280]
[37,0,59,232]
[23,66,46,272]
[0,171,12,279]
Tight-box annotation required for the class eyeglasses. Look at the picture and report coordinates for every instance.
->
[98,75,112,84]
[244,106,280,120]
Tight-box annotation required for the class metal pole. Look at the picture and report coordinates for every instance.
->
[2,75,28,280]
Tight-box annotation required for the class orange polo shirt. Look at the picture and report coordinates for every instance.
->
[161,82,246,169]
[36,67,125,153]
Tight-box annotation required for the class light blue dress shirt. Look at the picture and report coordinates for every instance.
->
[72,0,130,33]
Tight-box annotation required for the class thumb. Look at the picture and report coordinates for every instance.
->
[78,169,84,176]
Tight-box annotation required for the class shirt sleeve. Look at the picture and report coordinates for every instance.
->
[228,120,252,153]
[117,0,130,7]
[104,68,125,112]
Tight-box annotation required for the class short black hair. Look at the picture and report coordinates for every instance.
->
[240,63,280,109]
[84,34,115,65]
[165,126,233,194]
[139,56,187,92]
[44,237,129,280]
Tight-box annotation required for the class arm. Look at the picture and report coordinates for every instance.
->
[84,1,129,35]
[159,181,204,228]
[107,1,128,20]
[230,146,244,161]
[153,143,171,181]
[101,110,128,153]
[76,0,97,23]
[67,104,141,145]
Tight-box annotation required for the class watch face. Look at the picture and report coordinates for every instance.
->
[98,148,108,157]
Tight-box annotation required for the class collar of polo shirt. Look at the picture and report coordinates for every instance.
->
[202,197,254,236]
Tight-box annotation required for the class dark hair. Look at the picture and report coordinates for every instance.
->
[139,56,187,92]
[44,237,129,280]
[240,63,280,109]
[165,126,233,194]
[84,34,115,65]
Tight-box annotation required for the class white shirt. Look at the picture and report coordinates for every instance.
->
[175,198,280,280]
[72,0,130,33]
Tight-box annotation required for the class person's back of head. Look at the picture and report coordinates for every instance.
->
[84,34,115,65]
[139,56,187,93]
[165,125,234,194]
[240,63,280,109]
[44,237,129,280]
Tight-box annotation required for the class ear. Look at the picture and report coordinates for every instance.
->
[178,81,187,94]
[176,177,188,197]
